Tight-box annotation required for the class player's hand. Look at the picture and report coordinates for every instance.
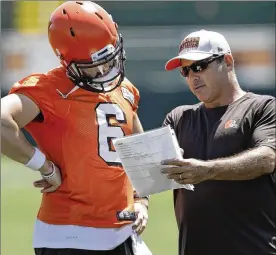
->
[132,201,149,235]
[34,160,62,193]
[161,157,214,184]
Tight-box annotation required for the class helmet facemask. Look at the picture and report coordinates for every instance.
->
[66,34,126,93]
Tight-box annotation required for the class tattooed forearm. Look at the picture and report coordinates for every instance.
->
[207,146,276,181]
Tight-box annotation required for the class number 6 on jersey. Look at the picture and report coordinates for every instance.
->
[96,103,126,166]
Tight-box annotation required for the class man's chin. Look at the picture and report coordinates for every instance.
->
[195,94,210,103]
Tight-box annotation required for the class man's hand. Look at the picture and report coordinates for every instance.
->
[161,158,214,184]
[33,160,62,193]
[132,200,149,235]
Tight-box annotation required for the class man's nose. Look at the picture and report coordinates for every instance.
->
[189,71,200,84]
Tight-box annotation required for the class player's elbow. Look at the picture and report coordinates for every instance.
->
[1,105,19,140]
[1,110,20,157]
[1,113,13,129]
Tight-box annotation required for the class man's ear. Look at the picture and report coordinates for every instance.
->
[224,54,234,69]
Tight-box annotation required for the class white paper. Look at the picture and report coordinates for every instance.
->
[112,126,194,197]
[131,234,152,255]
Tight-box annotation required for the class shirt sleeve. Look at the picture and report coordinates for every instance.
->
[162,110,175,129]
[251,97,276,150]
[9,75,55,124]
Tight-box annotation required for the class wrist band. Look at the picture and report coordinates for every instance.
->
[134,193,150,200]
[134,199,149,210]
[41,162,56,179]
[25,147,46,171]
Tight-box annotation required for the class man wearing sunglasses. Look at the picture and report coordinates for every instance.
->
[161,29,276,255]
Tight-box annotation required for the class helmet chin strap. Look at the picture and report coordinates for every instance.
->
[61,66,122,97]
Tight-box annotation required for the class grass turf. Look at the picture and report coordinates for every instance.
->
[1,156,178,255]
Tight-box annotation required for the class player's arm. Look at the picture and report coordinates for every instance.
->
[132,112,144,134]
[131,112,150,234]
[1,93,61,191]
[1,94,41,164]
[132,113,148,195]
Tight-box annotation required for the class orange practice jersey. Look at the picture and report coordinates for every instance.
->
[9,66,140,228]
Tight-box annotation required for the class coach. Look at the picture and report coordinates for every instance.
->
[160,29,276,255]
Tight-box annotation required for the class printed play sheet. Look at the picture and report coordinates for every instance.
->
[112,126,194,197]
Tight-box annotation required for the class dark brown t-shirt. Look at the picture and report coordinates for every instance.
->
[163,92,276,255]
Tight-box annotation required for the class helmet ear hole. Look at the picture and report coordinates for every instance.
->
[48,21,52,30]
[70,27,75,37]
[95,12,103,20]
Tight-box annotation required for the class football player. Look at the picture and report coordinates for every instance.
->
[1,2,151,255]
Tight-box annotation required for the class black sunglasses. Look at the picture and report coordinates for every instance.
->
[180,54,225,77]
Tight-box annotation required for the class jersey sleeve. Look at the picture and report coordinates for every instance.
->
[131,85,140,113]
[251,97,276,150]
[9,74,55,123]
[121,78,140,113]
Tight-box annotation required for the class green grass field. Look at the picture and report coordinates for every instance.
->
[1,156,178,255]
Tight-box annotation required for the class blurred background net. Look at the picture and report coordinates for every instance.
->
[1,2,275,255]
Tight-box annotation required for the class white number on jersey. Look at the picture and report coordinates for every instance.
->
[95,103,126,165]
